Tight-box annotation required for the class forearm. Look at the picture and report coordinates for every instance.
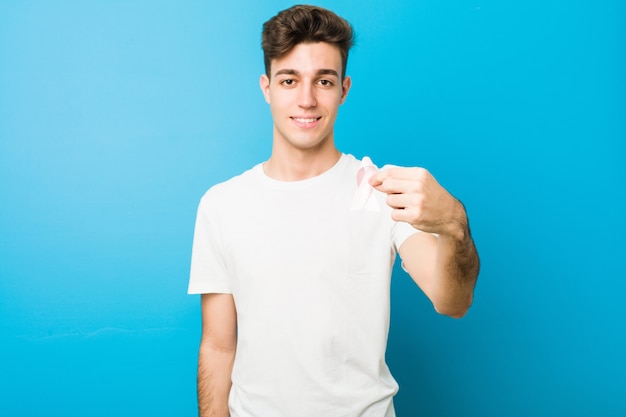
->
[432,212,479,318]
[197,343,235,417]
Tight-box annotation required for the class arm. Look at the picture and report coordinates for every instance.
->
[197,293,237,417]
[398,204,478,318]
[370,167,479,318]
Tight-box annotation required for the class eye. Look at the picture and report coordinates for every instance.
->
[280,79,295,86]
[318,79,334,87]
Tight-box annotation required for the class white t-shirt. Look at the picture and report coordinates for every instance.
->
[189,154,419,417]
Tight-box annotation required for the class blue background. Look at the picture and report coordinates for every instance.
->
[1,1,624,415]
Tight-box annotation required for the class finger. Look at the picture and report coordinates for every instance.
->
[390,207,421,225]
[368,169,387,187]
[381,166,427,181]
[368,167,408,185]
[372,177,424,195]
[385,193,422,210]
[370,177,406,194]
[369,167,428,189]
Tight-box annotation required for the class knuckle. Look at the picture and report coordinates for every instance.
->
[410,181,424,194]
[409,207,422,220]
[410,194,424,208]
[415,167,429,181]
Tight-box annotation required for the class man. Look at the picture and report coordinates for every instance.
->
[188,5,479,417]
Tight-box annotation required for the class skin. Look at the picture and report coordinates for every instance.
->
[197,293,236,417]
[197,41,479,416]
[259,42,351,181]
[369,167,479,318]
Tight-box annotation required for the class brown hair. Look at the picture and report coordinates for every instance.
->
[261,5,354,78]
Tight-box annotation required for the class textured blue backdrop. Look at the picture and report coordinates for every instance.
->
[1,1,624,416]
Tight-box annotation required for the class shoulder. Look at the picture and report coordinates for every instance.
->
[199,163,262,209]
[340,153,384,175]
[333,153,362,182]
[341,153,361,171]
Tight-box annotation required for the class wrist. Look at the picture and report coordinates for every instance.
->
[444,199,469,242]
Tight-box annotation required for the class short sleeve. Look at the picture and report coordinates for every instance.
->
[188,195,232,294]
[391,220,421,253]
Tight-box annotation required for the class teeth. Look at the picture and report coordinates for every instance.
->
[293,118,317,123]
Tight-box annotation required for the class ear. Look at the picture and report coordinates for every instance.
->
[260,74,271,104]
[340,75,352,104]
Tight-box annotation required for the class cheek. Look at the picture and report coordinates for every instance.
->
[269,92,292,110]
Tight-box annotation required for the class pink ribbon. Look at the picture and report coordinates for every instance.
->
[350,156,379,212]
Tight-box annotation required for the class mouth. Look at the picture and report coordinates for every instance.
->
[291,116,321,128]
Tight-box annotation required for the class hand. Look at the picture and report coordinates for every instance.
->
[369,166,467,239]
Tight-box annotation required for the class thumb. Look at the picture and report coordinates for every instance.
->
[368,170,385,188]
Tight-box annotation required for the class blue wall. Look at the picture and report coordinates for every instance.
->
[1,1,624,416]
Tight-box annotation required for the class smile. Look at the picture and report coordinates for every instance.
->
[292,117,321,123]
[291,116,321,128]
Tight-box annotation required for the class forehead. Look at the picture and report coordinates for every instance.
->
[271,42,343,77]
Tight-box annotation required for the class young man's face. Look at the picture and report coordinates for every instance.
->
[260,42,351,154]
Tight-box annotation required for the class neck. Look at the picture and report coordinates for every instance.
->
[264,147,342,181]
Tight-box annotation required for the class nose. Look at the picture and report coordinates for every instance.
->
[298,83,317,108]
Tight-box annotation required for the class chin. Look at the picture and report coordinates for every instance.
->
[290,137,330,151]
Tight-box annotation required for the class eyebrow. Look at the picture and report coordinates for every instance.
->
[273,68,340,78]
